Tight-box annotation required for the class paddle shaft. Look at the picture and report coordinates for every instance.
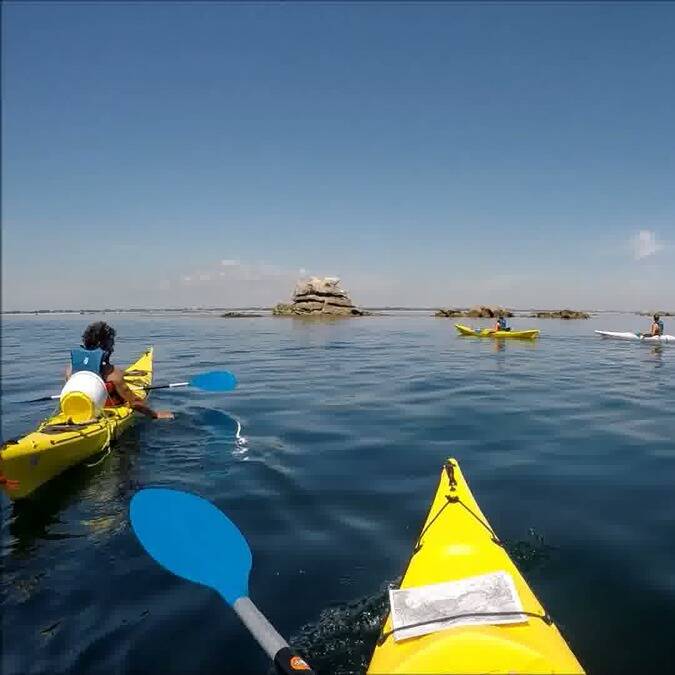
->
[143,382,189,391]
[28,368,236,403]
[233,597,315,674]
[34,381,188,402]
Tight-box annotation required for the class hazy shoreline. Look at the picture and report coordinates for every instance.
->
[1,307,654,316]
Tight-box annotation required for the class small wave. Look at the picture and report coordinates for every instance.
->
[288,586,391,675]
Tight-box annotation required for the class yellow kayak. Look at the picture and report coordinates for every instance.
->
[456,324,540,339]
[0,348,153,500]
[368,459,584,674]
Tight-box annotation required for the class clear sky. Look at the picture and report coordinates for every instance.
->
[3,1,674,310]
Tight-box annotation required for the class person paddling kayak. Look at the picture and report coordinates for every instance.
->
[640,314,664,338]
[65,322,173,419]
[492,313,511,333]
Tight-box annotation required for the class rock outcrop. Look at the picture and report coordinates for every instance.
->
[530,309,590,319]
[637,310,674,317]
[273,277,369,317]
[436,306,513,318]
[435,308,465,317]
[220,312,264,318]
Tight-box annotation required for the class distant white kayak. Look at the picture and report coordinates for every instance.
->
[595,330,675,343]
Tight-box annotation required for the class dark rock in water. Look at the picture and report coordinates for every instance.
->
[220,312,264,318]
[531,309,591,319]
[273,277,370,317]
[530,309,590,319]
[466,305,514,318]
[637,310,674,317]
[435,305,513,318]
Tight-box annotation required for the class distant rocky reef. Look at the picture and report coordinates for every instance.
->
[220,312,264,318]
[637,310,674,316]
[530,309,590,319]
[435,305,513,318]
[273,277,370,317]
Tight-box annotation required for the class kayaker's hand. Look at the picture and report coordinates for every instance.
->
[155,411,175,420]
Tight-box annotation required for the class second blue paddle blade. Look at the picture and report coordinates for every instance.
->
[130,488,251,605]
[190,371,238,392]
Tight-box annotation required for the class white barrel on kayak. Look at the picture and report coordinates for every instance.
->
[59,371,108,422]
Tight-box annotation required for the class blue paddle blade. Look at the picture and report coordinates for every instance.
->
[189,371,237,392]
[130,488,251,605]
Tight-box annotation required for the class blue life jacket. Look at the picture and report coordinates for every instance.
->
[657,320,664,335]
[71,347,106,375]
[497,318,507,330]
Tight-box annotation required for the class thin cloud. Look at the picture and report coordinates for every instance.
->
[178,259,305,286]
[631,230,663,260]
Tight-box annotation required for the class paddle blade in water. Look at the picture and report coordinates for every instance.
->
[130,488,251,604]
[190,371,238,392]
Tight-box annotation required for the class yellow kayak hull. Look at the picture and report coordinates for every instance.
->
[456,324,540,339]
[368,459,584,674]
[0,348,153,500]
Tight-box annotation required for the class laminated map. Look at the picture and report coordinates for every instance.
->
[389,571,527,641]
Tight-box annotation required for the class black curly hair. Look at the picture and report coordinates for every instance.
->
[82,321,116,354]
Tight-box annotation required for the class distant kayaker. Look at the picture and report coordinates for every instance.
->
[650,314,664,336]
[65,322,174,419]
[493,313,511,332]
[642,314,664,338]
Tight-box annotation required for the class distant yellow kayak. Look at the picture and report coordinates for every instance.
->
[368,459,584,674]
[455,324,540,339]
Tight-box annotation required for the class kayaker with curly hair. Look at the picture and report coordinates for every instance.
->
[65,321,173,419]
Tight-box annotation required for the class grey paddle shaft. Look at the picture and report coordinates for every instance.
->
[233,597,289,659]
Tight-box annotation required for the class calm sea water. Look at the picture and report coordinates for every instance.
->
[2,312,674,674]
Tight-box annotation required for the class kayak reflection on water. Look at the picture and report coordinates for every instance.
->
[649,345,664,367]
[7,430,143,556]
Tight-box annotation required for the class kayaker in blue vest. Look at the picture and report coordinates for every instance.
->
[492,313,511,332]
[65,322,173,419]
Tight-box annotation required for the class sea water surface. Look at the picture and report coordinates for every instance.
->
[2,312,674,674]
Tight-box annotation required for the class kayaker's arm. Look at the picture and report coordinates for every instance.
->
[109,369,174,420]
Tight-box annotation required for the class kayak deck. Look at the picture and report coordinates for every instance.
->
[456,324,540,340]
[595,330,674,343]
[0,348,153,500]
[368,459,584,674]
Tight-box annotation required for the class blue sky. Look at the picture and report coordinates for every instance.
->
[3,2,674,310]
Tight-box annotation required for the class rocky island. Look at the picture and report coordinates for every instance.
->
[529,309,590,319]
[435,305,514,318]
[273,277,369,317]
